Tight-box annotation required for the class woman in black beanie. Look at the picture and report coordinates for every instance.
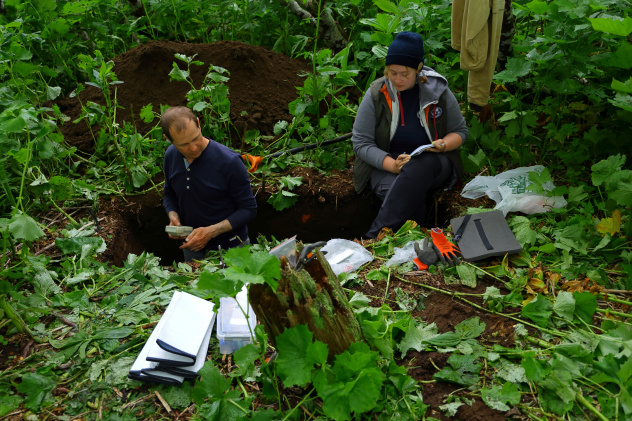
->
[351,31,468,238]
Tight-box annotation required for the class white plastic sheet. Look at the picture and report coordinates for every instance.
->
[385,241,418,267]
[461,165,567,215]
[321,239,373,276]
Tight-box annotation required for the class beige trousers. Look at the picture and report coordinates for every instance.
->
[451,0,505,107]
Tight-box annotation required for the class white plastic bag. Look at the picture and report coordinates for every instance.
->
[321,239,373,276]
[385,241,418,267]
[461,165,567,215]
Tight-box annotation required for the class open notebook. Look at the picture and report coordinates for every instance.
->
[409,143,434,157]
[129,291,216,385]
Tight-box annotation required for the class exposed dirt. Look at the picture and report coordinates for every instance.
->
[45,39,512,419]
[0,334,30,372]
[56,39,312,154]
[346,267,518,421]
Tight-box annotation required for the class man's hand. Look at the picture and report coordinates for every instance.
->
[179,220,233,252]
[167,211,185,239]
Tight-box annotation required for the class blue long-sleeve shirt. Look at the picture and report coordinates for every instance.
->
[163,139,257,250]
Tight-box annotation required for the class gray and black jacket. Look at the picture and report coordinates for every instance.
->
[351,66,468,193]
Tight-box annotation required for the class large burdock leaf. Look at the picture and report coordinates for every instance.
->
[0,116,26,134]
[589,16,632,36]
[552,291,575,321]
[16,372,56,411]
[9,213,45,241]
[521,294,552,327]
[481,382,521,411]
[275,324,328,387]
[313,342,385,421]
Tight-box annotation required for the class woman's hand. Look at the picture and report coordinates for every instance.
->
[384,154,410,174]
[427,140,447,153]
[427,133,464,153]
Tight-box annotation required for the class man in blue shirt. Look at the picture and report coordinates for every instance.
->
[161,106,257,261]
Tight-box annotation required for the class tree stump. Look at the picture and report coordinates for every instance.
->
[249,249,363,358]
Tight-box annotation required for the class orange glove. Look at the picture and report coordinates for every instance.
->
[430,228,461,267]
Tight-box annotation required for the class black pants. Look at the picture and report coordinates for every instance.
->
[366,153,452,238]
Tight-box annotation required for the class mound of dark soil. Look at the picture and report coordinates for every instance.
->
[56,39,312,154]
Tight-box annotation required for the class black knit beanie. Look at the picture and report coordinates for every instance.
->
[385,31,425,70]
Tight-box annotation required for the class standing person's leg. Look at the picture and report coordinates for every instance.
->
[451,0,466,53]
[365,153,450,238]
[496,0,515,72]
[467,0,505,109]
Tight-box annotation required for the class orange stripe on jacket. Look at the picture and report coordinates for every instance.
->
[380,84,393,114]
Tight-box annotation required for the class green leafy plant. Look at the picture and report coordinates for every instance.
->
[169,54,232,144]
[267,175,302,211]
[1,0,632,419]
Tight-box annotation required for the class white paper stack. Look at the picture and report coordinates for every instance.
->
[129,291,215,385]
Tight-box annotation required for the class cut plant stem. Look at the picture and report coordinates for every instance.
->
[49,200,78,225]
[464,261,511,287]
[343,288,397,304]
[577,376,616,397]
[604,289,632,294]
[598,293,632,307]
[596,308,632,319]
[525,335,554,349]
[227,398,249,414]
[576,392,609,421]
[0,298,44,343]
[282,388,316,421]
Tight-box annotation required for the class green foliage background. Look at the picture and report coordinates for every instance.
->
[0,0,632,419]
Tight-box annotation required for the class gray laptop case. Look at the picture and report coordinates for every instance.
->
[450,210,523,262]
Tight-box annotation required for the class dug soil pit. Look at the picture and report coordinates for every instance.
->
[96,164,454,265]
[55,38,462,264]
[55,39,383,263]
[98,174,379,266]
